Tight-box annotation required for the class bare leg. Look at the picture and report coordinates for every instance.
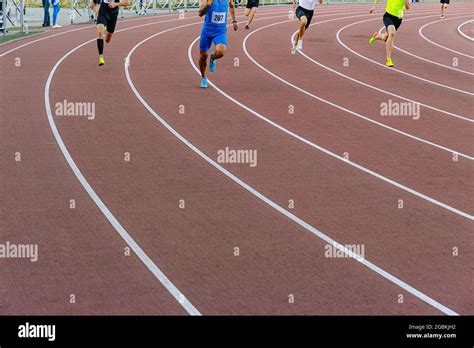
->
[105,31,113,43]
[97,23,106,40]
[385,25,396,60]
[294,16,307,46]
[97,23,106,56]
[374,30,387,41]
[212,44,226,59]
[199,51,209,77]
[441,4,447,17]
[246,8,257,27]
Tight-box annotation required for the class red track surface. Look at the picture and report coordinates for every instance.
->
[1,3,473,315]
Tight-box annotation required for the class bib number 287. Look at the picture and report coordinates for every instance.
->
[211,12,226,24]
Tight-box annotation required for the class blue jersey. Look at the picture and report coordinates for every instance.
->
[203,0,229,32]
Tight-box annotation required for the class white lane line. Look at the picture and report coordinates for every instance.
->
[293,29,473,122]
[336,14,474,96]
[192,19,474,219]
[457,20,474,42]
[247,17,473,158]
[125,20,460,315]
[44,17,205,316]
[387,16,474,75]
[419,17,474,59]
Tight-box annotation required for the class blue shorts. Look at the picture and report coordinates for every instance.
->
[199,28,227,52]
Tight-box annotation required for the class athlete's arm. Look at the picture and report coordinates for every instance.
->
[229,0,238,30]
[404,0,411,10]
[293,0,296,9]
[108,0,130,8]
[198,0,214,17]
[369,0,377,13]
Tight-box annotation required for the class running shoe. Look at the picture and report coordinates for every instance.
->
[386,58,394,67]
[200,77,208,88]
[369,32,378,45]
[52,24,62,28]
[291,44,296,55]
[245,25,249,30]
[297,40,303,50]
[99,56,105,66]
[441,15,445,19]
[209,53,217,72]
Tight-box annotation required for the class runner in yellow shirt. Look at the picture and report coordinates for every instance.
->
[367,0,411,67]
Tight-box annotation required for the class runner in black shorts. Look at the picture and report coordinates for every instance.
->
[440,0,449,19]
[368,0,410,67]
[291,0,322,54]
[245,0,259,29]
[96,0,129,66]
[383,12,402,31]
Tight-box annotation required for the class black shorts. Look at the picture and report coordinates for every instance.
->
[246,0,259,9]
[93,0,101,5]
[295,6,314,29]
[97,2,119,33]
[383,12,402,31]
[440,0,449,4]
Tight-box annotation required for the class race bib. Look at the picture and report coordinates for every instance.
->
[211,12,226,24]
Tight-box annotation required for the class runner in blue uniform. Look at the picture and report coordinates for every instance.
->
[198,0,238,88]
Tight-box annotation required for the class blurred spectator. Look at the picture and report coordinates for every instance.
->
[42,0,50,27]
[52,0,61,28]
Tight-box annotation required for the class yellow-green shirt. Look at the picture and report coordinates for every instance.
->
[386,0,405,18]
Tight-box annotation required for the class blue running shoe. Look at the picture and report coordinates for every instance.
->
[200,77,208,88]
[209,53,217,73]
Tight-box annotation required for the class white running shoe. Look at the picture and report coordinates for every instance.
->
[297,40,303,50]
[52,24,62,28]
[291,45,296,54]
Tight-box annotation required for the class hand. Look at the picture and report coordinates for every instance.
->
[233,21,238,31]
[293,2,296,9]
[108,2,118,8]
[369,6,375,13]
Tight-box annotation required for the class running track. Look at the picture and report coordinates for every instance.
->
[1,3,473,315]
